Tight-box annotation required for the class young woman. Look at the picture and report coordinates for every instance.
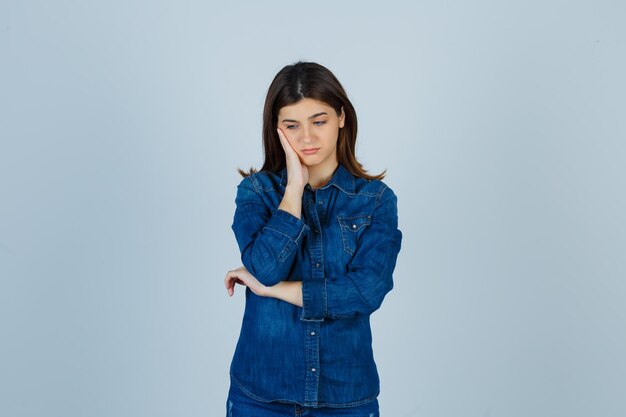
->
[223,61,402,416]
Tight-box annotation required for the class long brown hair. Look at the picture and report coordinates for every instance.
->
[237,61,385,180]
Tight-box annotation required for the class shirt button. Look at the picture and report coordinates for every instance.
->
[351,223,357,230]
[318,201,323,205]
[313,228,318,233]
[315,262,320,268]
[311,368,317,372]
[310,331,316,336]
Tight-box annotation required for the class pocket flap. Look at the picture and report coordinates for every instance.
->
[337,215,371,232]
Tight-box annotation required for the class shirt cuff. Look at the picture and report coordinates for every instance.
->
[300,278,326,322]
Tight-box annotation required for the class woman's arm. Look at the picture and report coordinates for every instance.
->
[268,280,303,307]
[230,128,308,287]
[232,181,307,287]
[224,266,303,307]
[230,186,402,317]
[301,186,402,320]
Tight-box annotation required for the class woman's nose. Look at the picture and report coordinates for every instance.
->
[301,125,313,143]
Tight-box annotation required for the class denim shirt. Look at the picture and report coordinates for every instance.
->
[229,162,402,408]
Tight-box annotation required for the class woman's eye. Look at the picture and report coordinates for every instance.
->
[285,121,325,129]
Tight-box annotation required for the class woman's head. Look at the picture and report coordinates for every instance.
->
[238,61,385,180]
[276,97,345,176]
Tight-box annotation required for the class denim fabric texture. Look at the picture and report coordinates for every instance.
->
[226,379,380,416]
[230,162,402,408]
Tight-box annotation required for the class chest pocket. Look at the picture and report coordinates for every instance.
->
[337,214,372,255]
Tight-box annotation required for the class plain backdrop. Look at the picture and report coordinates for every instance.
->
[1,1,625,416]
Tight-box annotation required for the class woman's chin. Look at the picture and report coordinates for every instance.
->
[301,159,321,168]
[298,154,318,165]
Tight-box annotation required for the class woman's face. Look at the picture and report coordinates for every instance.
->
[277,98,345,170]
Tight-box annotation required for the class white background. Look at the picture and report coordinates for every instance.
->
[1,1,625,416]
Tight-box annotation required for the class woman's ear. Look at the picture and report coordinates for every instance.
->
[339,106,345,128]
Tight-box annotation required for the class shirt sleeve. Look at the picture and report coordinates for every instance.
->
[231,176,309,287]
[301,185,402,320]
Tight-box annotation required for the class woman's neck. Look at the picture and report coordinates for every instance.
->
[307,161,339,190]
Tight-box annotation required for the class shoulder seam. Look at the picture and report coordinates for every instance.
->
[377,183,389,206]
[247,174,261,193]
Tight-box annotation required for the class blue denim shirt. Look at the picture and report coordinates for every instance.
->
[229,162,402,408]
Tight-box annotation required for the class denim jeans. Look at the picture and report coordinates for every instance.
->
[226,380,380,417]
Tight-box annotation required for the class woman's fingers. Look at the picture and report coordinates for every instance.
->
[228,277,245,297]
[225,274,234,297]
[276,128,292,155]
[277,128,303,165]
[277,128,307,188]
[224,267,254,297]
[225,276,242,297]
[225,269,243,297]
[224,266,247,285]
[224,266,267,297]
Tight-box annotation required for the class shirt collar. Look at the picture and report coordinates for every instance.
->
[279,163,356,195]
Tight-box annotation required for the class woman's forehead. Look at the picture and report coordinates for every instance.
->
[278,98,333,119]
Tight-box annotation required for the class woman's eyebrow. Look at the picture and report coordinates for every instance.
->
[281,112,328,123]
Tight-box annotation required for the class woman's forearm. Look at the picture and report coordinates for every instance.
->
[266,280,303,307]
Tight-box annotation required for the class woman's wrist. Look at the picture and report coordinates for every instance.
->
[278,185,303,218]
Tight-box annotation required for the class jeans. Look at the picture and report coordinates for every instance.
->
[226,381,380,417]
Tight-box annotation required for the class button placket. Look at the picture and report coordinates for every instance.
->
[303,190,323,405]
[304,321,321,404]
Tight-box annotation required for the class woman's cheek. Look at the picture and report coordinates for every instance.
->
[287,134,298,148]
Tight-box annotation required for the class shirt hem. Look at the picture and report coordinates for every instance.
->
[230,374,379,408]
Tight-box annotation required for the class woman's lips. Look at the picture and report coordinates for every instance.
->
[302,148,320,155]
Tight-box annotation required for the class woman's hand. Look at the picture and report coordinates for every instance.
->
[224,266,267,297]
[224,265,303,307]
[276,128,307,219]
[277,128,309,189]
